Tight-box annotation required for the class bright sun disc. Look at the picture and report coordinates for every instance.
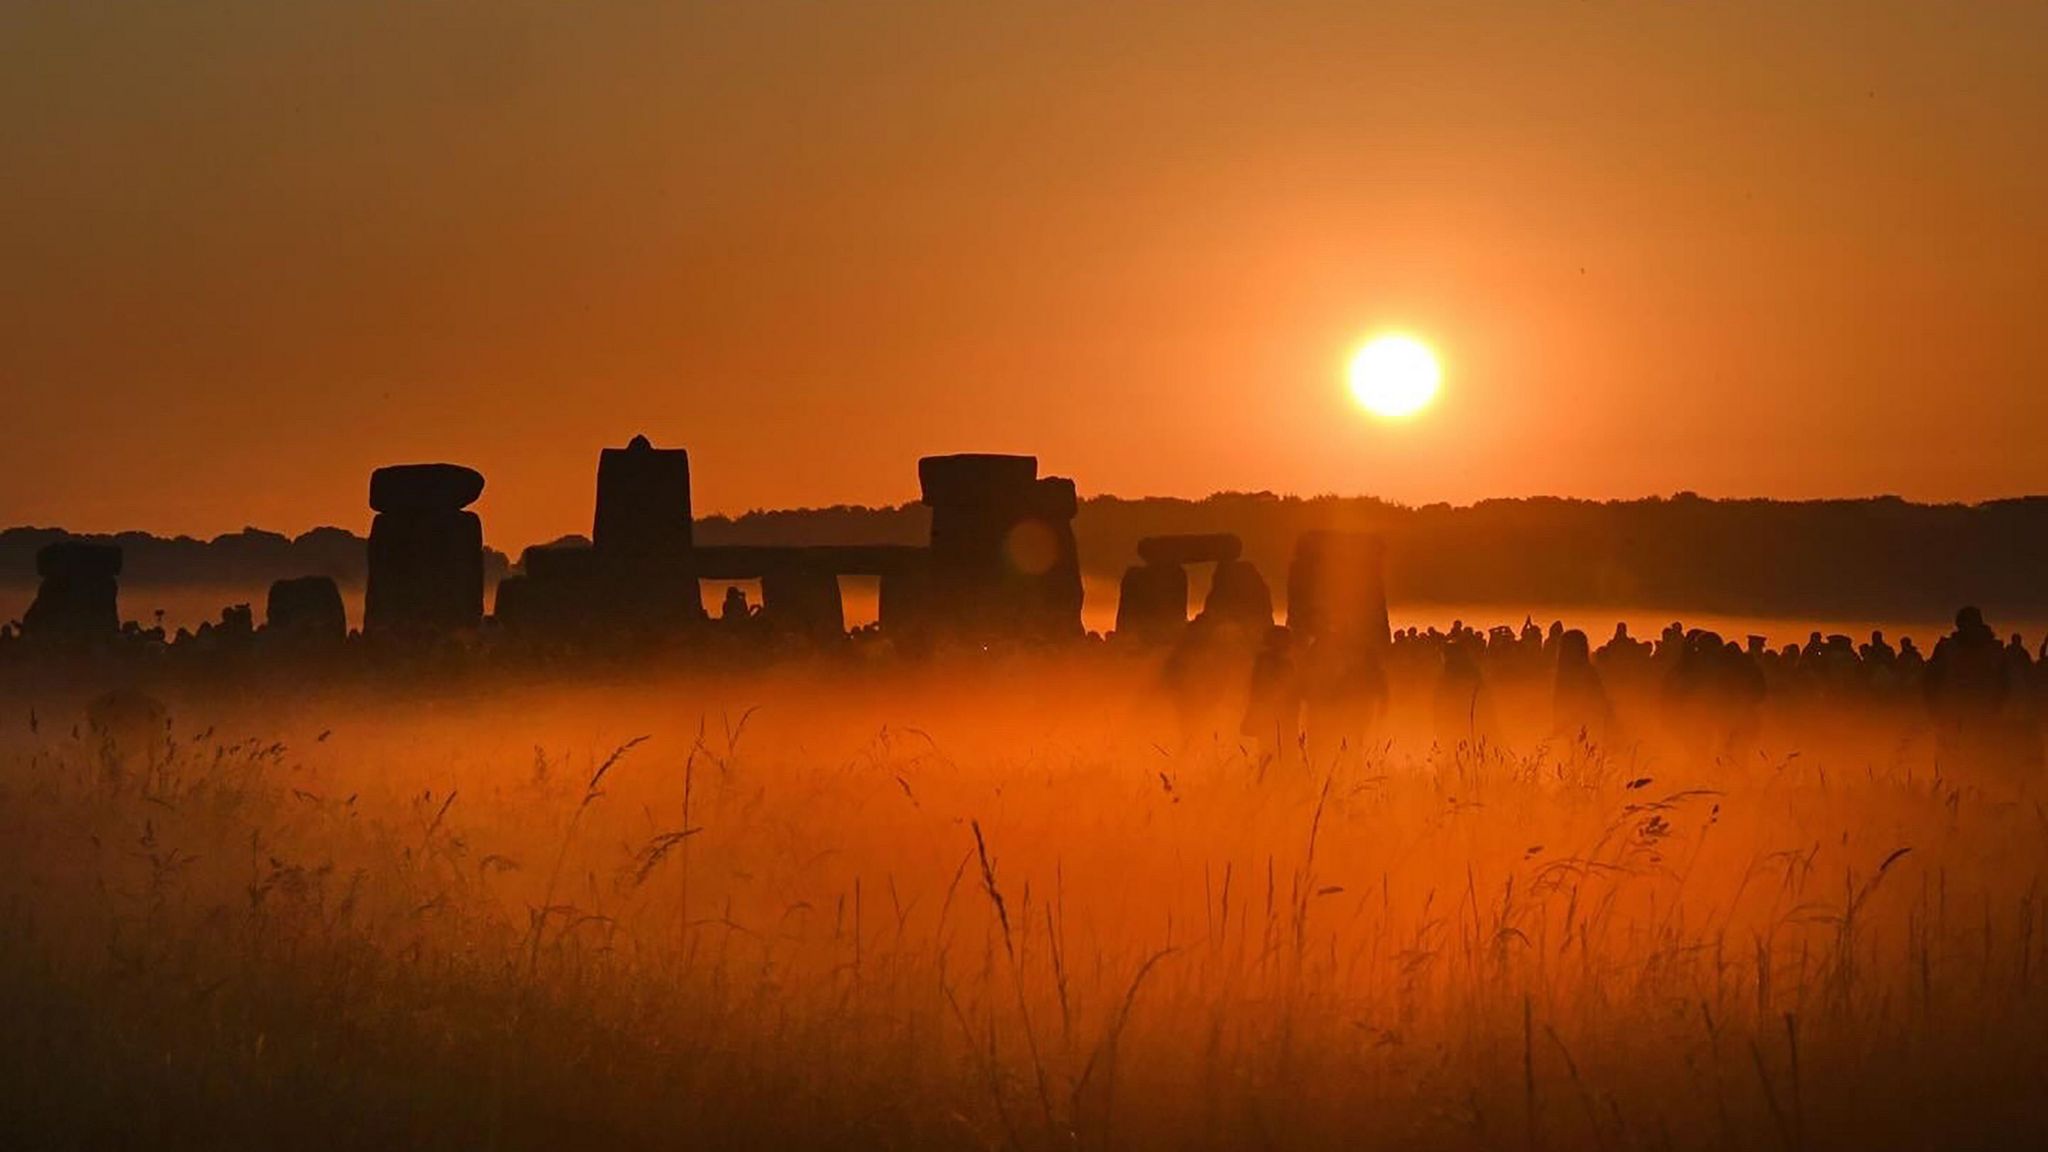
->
[1347,335,1441,418]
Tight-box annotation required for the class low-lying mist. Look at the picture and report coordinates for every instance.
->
[1,646,2043,1149]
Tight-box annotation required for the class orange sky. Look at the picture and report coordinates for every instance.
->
[4,2,2045,551]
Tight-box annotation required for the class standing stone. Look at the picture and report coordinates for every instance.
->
[265,575,347,645]
[918,454,1082,640]
[1031,477,1085,637]
[364,464,486,637]
[591,435,703,631]
[1203,559,1273,630]
[877,555,933,636]
[1114,562,1188,644]
[594,435,694,560]
[1285,531,1390,651]
[22,541,122,644]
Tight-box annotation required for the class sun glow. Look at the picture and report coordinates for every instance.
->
[1347,334,1442,419]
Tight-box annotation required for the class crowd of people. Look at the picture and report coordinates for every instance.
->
[1200,606,2047,769]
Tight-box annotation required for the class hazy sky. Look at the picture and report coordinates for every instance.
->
[4,1,2045,549]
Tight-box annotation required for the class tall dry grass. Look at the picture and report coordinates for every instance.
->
[0,654,2043,1149]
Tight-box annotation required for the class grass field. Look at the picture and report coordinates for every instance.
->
[2,654,2043,1149]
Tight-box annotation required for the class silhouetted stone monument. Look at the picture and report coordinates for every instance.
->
[1114,562,1188,643]
[1203,558,1273,629]
[22,541,122,644]
[1114,534,1265,641]
[365,463,485,637]
[918,454,1083,640]
[265,576,347,645]
[1285,531,1390,651]
[1137,533,1242,567]
[370,464,485,515]
[595,435,694,560]
[878,558,933,637]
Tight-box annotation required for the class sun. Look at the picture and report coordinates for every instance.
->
[1347,334,1442,419]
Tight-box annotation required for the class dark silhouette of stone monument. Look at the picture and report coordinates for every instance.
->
[265,575,348,646]
[694,545,924,641]
[591,435,704,631]
[1204,558,1274,629]
[23,541,122,644]
[1115,561,1188,643]
[1287,531,1393,751]
[496,436,704,641]
[365,463,485,637]
[495,443,1080,648]
[1114,533,1271,642]
[595,435,694,559]
[1285,531,1391,652]
[918,454,1082,640]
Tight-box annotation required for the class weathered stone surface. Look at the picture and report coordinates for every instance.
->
[1285,531,1389,650]
[23,541,121,643]
[265,576,347,644]
[1138,533,1242,567]
[1202,558,1273,629]
[594,435,694,560]
[1114,562,1188,643]
[369,464,485,514]
[365,509,484,636]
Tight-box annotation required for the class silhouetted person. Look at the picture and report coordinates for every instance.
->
[1434,636,1498,749]
[1241,626,1302,757]
[1927,608,2005,717]
[1552,628,1614,743]
[1926,607,2010,765]
[721,586,751,623]
[1164,613,1255,742]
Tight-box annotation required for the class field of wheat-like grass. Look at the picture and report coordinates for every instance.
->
[1,656,2044,1149]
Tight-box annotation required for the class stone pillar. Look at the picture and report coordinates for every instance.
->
[1114,562,1188,643]
[1203,559,1274,630]
[1285,531,1389,652]
[365,463,485,637]
[265,575,347,645]
[1030,477,1084,638]
[592,435,703,629]
[918,454,1082,640]
[22,541,122,644]
[877,555,933,636]
[594,434,694,560]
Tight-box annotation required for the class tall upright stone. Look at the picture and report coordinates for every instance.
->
[918,454,1082,640]
[365,464,485,637]
[1114,562,1188,643]
[594,435,694,560]
[1285,531,1390,652]
[22,541,122,644]
[265,575,347,646]
[590,435,702,631]
[1203,559,1274,630]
